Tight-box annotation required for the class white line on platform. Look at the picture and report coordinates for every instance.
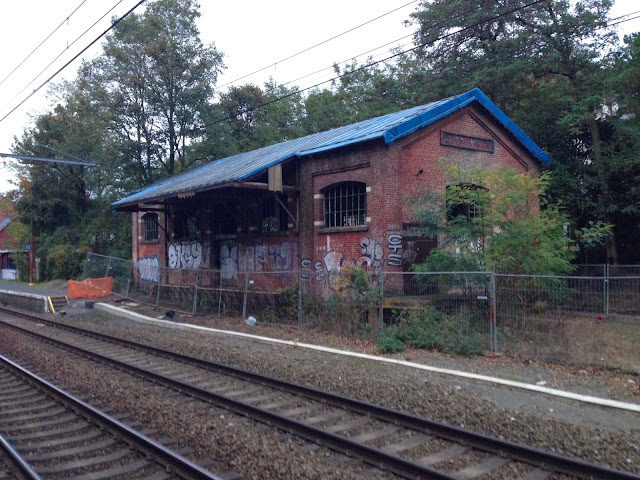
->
[94,302,640,413]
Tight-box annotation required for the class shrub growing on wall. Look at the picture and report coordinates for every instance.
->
[411,165,610,275]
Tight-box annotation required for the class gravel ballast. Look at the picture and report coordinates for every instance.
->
[1,304,639,478]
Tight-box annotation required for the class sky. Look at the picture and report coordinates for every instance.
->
[0,0,638,193]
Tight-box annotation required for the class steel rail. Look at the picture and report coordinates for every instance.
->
[2,309,640,480]
[0,354,223,480]
[0,315,459,479]
[0,433,43,480]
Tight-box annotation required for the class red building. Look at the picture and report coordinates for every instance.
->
[113,89,549,298]
[0,214,18,280]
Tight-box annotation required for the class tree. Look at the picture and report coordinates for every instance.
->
[10,103,133,281]
[596,33,640,263]
[407,0,636,263]
[89,0,224,185]
[199,80,306,158]
[411,165,609,275]
[303,58,412,134]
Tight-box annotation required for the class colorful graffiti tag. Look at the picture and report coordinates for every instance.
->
[356,237,383,271]
[240,241,294,272]
[220,243,238,280]
[168,241,204,269]
[137,256,160,283]
[387,233,403,267]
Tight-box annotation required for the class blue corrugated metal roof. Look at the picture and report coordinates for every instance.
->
[0,216,12,232]
[113,88,549,208]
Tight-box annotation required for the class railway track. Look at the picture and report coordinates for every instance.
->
[1,307,638,480]
[1,431,41,480]
[0,353,223,480]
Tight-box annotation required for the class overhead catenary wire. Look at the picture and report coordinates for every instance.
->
[7,1,636,175]
[217,0,420,89]
[204,0,550,129]
[0,0,144,126]
[273,0,488,93]
[0,0,89,89]
[200,8,640,157]
[220,0,487,94]
[0,152,97,167]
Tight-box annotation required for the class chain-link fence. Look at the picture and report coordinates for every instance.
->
[380,271,495,351]
[82,253,640,370]
[81,253,133,297]
[495,273,640,370]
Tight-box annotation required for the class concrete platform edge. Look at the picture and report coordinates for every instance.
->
[93,303,640,413]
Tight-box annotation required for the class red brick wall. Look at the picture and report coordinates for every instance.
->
[297,104,540,296]
[131,208,165,284]
[130,103,541,295]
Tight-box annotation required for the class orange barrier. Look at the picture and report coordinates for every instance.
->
[68,277,114,298]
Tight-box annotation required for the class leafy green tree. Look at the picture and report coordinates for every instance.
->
[11,78,131,281]
[303,87,350,133]
[407,0,637,263]
[89,0,224,185]
[200,80,306,157]
[596,33,640,263]
[13,109,90,237]
[412,165,609,275]
[303,59,413,134]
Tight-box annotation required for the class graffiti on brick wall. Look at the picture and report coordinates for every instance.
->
[241,241,294,272]
[301,259,312,280]
[388,224,428,238]
[356,237,383,272]
[315,261,325,284]
[137,256,159,283]
[387,233,403,267]
[220,243,238,280]
[401,249,417,265]
[324,250,349,291]
[307,236,384,290]
[219,241,294,279]
[168,241,203,269]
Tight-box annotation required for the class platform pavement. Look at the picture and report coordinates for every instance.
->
[0,279,67,297]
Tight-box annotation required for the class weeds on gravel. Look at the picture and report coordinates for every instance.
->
[376,305,485,356]
[301,267,382,336]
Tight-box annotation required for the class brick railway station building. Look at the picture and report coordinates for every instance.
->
[113,88,550,297]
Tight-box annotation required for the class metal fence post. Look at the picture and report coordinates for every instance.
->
[298,270,303,326]
[155,267,161,308]
[193,271,199,314]
[81,253,90,280]
[379,271,384,330]
[605,263,610,319]
[490,271,497,353]
[125,262,132,298]
[105,256,112,277]
[242,272,249,320]
[218,271,223,316]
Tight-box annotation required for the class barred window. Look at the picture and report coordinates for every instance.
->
[175,216,198,240]
[143,213,158,241]
[260,194,288,233]
[323,182,366,228]
[173,206,198,240]
[446,184,485,222]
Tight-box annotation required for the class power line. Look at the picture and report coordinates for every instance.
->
[608,10,640,29]
[272,1,497,94]
[201,5,639,150]
[204,0,549,129]
[0,0,89,89]
[218,0,420,89]
[233,6,640,103]
[0,152,97,167]
[0,0,140,125]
